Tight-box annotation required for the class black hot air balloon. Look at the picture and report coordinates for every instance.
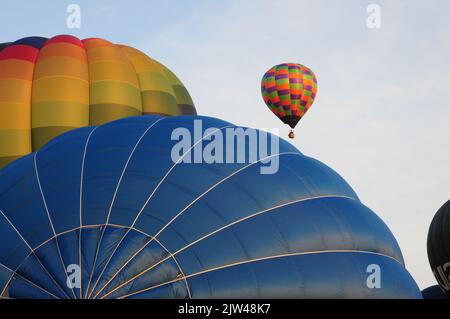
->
[421,285,447,299]
[427,199,450,298]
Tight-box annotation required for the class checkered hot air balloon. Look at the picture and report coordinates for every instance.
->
[261,63,317,139]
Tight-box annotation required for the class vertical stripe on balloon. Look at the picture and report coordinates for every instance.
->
[118,45,179,116]
[31,35,89,150]
[0,44,38,167]
[83,38,142,126]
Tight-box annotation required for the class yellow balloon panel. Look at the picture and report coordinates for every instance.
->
[89,104,141,126]
[0,103,30,129]
[32,77,89,104]
[141,91,178,115]
[0,130,31,157]
[88,61,140,87]
[136,72,175,94]
[34,57,89,80]
[32,101,89,128]
[0,79,32,103]
[89,82,141,109]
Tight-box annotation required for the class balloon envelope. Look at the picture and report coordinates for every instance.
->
[261,63,317,129]
[0,35,196,169]
[422,285,447,299]
[427,199,450,298]
[0,115,420,299]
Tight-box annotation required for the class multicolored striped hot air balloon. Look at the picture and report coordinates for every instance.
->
[0,35,196,169]
[261,63,317,139]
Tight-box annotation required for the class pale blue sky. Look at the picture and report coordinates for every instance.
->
[2,0,450,289]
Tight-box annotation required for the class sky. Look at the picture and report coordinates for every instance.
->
[1,0,449,289]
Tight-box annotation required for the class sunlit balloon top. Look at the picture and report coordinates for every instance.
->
[0,35,196,169]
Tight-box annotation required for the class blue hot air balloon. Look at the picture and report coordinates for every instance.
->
[0,115,421,299]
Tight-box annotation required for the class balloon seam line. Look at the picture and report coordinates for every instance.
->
[118,249,402,299]
[84,117,166,298]
[90,124,235,298]
[34,153,77,299]
[98,157,352,299]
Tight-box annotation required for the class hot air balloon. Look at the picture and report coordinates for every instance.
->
[422,285,447,299]
[0,35,196,169]
[261,63,317,139]
[427,200,450,298]
[0,115,420,299]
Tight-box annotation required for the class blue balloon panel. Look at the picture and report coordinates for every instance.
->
[0,115,420,299]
